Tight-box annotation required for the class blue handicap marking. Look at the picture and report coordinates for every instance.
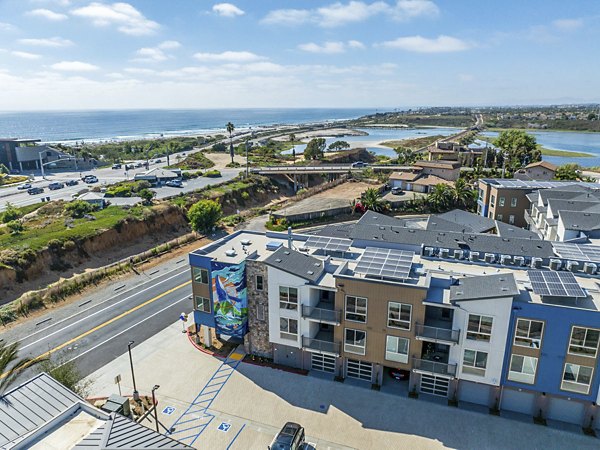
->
[217,422,231,433]
[162,406,176,415]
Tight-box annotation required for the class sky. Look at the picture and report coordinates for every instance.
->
[0,0,599,110]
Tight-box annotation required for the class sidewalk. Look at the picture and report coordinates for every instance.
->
[85,322,599,450]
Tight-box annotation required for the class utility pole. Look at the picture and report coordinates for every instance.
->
[38,151,45,179]
[151,385,160,433]
[127,341,140,401]
[245,140,250,177]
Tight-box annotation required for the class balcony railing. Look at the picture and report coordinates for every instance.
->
[302,336,341,356]
[415,323,460,343]
[301,304,341,324]
[413,357,457,377]
[524,209,534,226]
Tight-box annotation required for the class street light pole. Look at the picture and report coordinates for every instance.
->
[245,140,250,177]
[38,151,45,179]
[127,341,140,401]
[151,385,160,433]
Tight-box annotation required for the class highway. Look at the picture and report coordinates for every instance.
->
[1,255,194,382]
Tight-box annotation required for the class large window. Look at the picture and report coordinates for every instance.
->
[194,296,211,313]
[508,354,537,384]
[462,349,488,377]
[279,318,298,340]
[514,319,544,348]
[490,194,496,207]
[344,328,366,355]
[561,363,594,394]
[193,267,209,284]
[568,327,600,358]
[511,197,518,207]
[499,197,505,207]
[256,275,264,291]
[385,336,409,364]
[279,286,298,310]
[467,314,493,342]
[388,302,411,330]
[345,296,367,323]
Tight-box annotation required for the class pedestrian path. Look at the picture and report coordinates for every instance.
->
[166,345,245,446]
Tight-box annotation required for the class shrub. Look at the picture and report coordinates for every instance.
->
[138,188,155,204]
[64,200,96,218]
[2,203,20,223]
[241,191,250,200]
[6,220,24,235]
[212,142,227,152]
[188,199,222,234]
[204,170,222,178]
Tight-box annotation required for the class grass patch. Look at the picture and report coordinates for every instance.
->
[380,134,445,150]
[538,146,593,158]
[168,151,215,170]
[0,174,30,186]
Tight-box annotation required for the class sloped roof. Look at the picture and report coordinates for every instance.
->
[494,220,540,240]
[450,273,519,301]
[559,210,600,232]
[412,175,453,187]
[264,246,325,283]
[414,160,461,169]
[525,160,557,171]
[389,171,421,181]
[435,209,496,233]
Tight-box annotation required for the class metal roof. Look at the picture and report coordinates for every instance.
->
[552,242,600,263]
[264,246,325,283]
[450,273,519,301]
[481,178,599,190]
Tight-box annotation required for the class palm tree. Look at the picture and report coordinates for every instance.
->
[427,184,452,212]
[451,178,473,208]
[226,122,235,164]
[0,342,38,396]
[166,141,178,167]
[361,188,387,212]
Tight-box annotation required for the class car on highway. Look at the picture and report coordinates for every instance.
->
[17,183,32,190]
[84,175,98,184]
[268,422,305,450]
[391,187,404,195]
[48,182,65,190]
[27,187,44,195]
[65,179,79,186]
[111,163,122,169]
[165,179,183,188]
[351,161,367,168]
[134,162,144,168]
[125,164,135,170]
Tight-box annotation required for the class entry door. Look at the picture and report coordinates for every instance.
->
[346,359,372,381]
[311,353,336,373]
[420,375,449,397]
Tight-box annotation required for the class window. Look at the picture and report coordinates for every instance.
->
[462,349,488,377]
[514,319,544,348]
[478,189,484,200]
[194,296,210,313]
[561,363,594,394]
[490,194,496,207]
[497,214,503,221]
[279,286,298,310]
[508,215,515,225]
[508,354,537,384]
[344,328,366,355]
[568,327,600,357]
[256,275,264,291]
[499,197,505,207]
[256,304,265,321]
[279,318,298,340]
[511,197,518,207]
[345,296,367,323]
[387,302,412,330]
[193,267,209,284]
[385,336,409,363]
[467,314,493,342]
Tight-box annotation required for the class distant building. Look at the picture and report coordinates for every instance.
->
[413,160,461,181]
[514,161,557,181]
[134,167,181,185]
[389,160,459,194]
[77,191,108,209]
[0,138,95,172]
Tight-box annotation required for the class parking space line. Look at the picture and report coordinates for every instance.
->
[226,423,246,450]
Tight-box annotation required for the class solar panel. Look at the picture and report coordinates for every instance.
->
[527,270,586,298]
[355,247,414,280]
[304,235,352,253]
[553,242,600,263]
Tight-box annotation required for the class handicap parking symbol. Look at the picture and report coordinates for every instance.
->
[162,406,176,415]
[218,422,231,433]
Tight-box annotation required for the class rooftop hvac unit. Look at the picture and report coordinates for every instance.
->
[583,262,597,275]
[454,249,464,260]
[423,247,434,257]
[484,253,495,264]
[266,241,282,251]
[440,248,450,258]
[514,256,525,267]
[530,257,543,269]
[549,259,562,271]
[469,251,480,262]
[500,255,512,265]
[566,261,579,273]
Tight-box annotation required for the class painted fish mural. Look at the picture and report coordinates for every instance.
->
[211,261,248,338]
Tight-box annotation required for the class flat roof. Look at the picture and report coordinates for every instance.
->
[481,178,599,190]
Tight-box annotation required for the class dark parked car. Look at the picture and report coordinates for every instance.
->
[17,183,32,190]
[48,182,65,190]
[269,422,305,450]
[65,179,79,186]
[111,163,122,169]
[388,367,410,380]
[391,187,404,195]
[27,187,44,195]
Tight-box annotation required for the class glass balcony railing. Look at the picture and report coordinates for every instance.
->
[302,336,341,355]
[415,323,460,343]
[413,357,457,377]
[301,304,341,324]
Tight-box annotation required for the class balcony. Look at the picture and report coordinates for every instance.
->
[415,323,460,344]
[524,209,535,227]
[302,331,340,356]
[301,303,341,325]
[412,357,457,377]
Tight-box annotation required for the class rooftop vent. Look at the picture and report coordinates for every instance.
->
[275,258,282,263]
[225,248,237,257]
[307,270,314,275]
[240,239,252,246]
[284,251,290,255]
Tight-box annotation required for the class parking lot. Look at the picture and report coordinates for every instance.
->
[86,322,599,450]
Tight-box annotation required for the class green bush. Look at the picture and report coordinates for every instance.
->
[241,191,250,200]
[182,171,202,180]
[2,203,20,223]
[204,170,222,178]
[212,142,227,152]
[188,199,222,234]
[6,221,24,235]
[64,200,96,218]
[138,188,155,203]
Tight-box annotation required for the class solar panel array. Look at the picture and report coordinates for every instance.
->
[304,235,352,253]
[355,247,414,280]
[552,242,600,263]
[528,270,586,298]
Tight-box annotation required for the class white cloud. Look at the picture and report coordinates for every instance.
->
[158,40,181,50]
[348,40,366,49]
[379,35,470,52]
[71,2,160,36]
[12,51,42,60]
[262,0,438,27]
[19,37,74,47]
[132,41,181,63]
[298,40,365,54]
[212,3,245,17]
[0,22,15,31]
[193,51,265,63]
[552,18,583,31]
[27,9,68,21]
[51,61,99,71]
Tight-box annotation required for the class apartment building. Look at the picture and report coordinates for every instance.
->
[187,211,600,429]
[514,161,557,181]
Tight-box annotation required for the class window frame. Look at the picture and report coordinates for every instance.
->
[279,286,299,310]
[385,335,409,364]
[462,349,488,377]
[490,194,496,207]
[345,295,368,323]
[507,354,538,384]
[561,363,594,394]
[256,274,264,291]
[568,326,600,358]
[194,296,211,313]
[344,328,367,355]
[256,304,265,321]
[508,215,515,225]
[387,302,412,330]
[193,267,209,284]
[279,317,298,340]
[497,214,503,221]
[466,314,493,342]
[514,318,544,349]
[511,197,518,207]
[498,197,505,207]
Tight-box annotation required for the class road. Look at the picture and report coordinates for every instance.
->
[1,255,194,382]
[252,164,413,175]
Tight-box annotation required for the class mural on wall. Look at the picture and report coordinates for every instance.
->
[211,260,248,338]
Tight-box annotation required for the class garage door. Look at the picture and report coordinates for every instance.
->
[420,375,449,397]
[312,353,336,373]
[546,397,585,425]
[458,381,491,406]
[501,388,535,416]
[346,359,372,381]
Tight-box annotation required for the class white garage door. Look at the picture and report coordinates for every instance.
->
[546,397,586,425]
[420,375,449,397]
[346,359,372,381]
[311,353,336,373]
[501,388,535,416]
[458,381,491,406]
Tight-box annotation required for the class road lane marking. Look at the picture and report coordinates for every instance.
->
[0,280,191,380]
